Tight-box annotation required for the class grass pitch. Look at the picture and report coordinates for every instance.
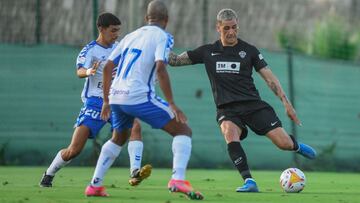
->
[0,167,359,203]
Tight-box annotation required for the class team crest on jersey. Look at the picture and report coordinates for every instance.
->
[239,51,246,58]
[259,54,264,60]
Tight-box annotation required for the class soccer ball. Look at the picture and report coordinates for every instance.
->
[279,168,306,193]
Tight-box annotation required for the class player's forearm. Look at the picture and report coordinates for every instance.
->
[156,63,175,104]
[265,75,293,107]
[269,80,291,106]
[102,61,113,103]
[260,68,292,106]
[168,51,193,66]
[77,68,88,78]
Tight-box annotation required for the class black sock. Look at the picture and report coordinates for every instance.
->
[227,142,252,180]
[289,135,299,151]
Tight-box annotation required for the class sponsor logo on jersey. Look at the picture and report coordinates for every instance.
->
[97,82,103,89]
[216,61,240,73]
[111,89,130,96]
[239,51,246,58]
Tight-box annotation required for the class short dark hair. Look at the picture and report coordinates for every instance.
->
[97,13,121,28]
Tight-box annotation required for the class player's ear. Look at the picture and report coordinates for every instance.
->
[98,26,104,33]
[216,22,221,33]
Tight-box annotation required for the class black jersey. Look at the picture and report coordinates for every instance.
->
[187,39,268,107]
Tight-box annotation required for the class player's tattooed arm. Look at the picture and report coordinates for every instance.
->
[269,81,290,105]
[259,67,290,104]
[168,51,193,66]
[259,66,301,125]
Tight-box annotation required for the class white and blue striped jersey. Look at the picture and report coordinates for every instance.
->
[108,25,174,105]
[76,41,118,103]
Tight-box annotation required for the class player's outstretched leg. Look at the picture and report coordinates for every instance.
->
[296,143,316,159]
[168,179,204,200]
[39,172,54,187]
[129,164,152,186]
[236,178,259,192]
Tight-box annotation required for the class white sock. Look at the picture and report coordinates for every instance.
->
[46,150,71,176]
[128,140,144,173]
[90,140,122,187]
[171,135,192,180]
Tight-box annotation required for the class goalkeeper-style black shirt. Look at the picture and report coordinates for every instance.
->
[187,39,268,107]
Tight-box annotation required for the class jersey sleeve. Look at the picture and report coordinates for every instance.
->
[155,32,174,63]
[108,40,123,66]
[252,46,268,71]
[76,46,93,69]
[187,45,206,64]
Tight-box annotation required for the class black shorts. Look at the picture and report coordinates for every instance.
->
[216,100,282,140]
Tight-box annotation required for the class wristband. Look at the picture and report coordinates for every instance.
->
[86,68,92,76]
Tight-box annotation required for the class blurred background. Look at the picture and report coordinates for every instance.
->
[1,0,359,171]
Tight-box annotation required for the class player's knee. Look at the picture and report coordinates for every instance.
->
[221,127,233,137]
[277,139,294,150]
[132,119,141,132]
[174,124,192,136]
[112,129,130,146]
[221,123,240,141]
[62,148,81,161]
[163,119,192,136]
[130,120,142,140]
[183,125,192,136]
[221,121,236,132]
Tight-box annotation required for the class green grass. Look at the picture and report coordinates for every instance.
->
[0,167,359,203]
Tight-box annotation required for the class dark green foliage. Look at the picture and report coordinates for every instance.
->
[311,18,359,60]
[277,16,360,61]
[277,29,309,53]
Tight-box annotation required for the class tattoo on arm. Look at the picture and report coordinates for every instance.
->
[270,81,290,104]
[261,67,291,105]
[270,81,278,95]
[282,95,290,104]
[168,52,193,66]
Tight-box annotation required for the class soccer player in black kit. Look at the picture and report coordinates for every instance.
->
[169,8,316,192]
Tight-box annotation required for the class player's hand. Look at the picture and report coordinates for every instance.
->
[285,103,302,126]
[86,61,100,76]
[101,102,111,121]
[169,103,188,124]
